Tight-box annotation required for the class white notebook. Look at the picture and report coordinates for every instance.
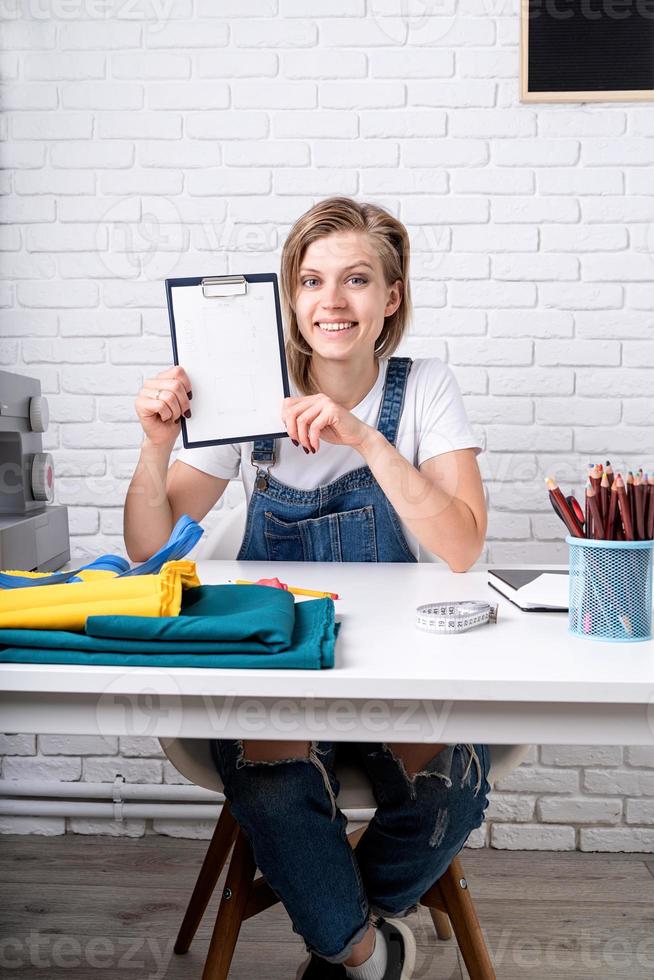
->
[165,273,290,448]
[488,568,569,611]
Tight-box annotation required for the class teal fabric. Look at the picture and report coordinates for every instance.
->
[0,585,338,670]
[88,585,298,652]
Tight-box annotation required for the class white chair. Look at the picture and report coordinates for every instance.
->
[162,498,531,980]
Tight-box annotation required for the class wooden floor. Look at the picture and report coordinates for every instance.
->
[1,833,654,979]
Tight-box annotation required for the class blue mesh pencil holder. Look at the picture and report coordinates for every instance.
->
[566,536,654,643]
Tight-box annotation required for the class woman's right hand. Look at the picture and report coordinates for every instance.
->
[135,365,193,448]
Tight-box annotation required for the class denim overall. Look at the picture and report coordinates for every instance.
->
[212,356,491,965]
[236,356,418,564]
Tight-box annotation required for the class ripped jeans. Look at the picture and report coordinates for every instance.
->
[210,739,491,965]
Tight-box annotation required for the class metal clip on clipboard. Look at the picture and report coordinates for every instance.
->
[201,275,248,298]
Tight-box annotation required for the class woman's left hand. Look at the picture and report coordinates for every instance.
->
[281,394,376,454]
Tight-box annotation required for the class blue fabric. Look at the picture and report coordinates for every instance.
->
[0,514,203,589]
[0,585,338,669]
[238,357,418,563]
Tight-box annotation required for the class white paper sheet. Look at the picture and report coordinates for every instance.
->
[169,278,287,445]
[517,573,569,609]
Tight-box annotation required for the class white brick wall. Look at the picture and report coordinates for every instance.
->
[2,4,654,847]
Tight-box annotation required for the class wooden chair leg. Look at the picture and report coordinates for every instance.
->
[174,803,238,955]
[347,825,366,849]
[202,827,258,980]
[421,855,495,980]
[429,907,452,941]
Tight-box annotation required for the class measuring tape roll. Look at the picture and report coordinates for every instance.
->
[415,600,498,635]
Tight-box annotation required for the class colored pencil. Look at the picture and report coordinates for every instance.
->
[545,478,585,537]
[634,476,645,541]
[615,474,635,541]
[600,471,610,526]
[234,579,339,600]
[604,481,619,541]
[586,484,604,541]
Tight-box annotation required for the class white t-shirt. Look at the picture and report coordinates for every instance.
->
[176,357,481,560]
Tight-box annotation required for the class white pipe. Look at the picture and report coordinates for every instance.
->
[0,780,375,823]
[0,800,225,820]
[0,779,221,802]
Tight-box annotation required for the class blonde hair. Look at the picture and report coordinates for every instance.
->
[280,196,412,395]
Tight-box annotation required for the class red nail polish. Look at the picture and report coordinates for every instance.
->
[291,439,299,447]
[303,447,310,454]
[310,447,316,453]
[187,390,193,400]
[184,409,192,419]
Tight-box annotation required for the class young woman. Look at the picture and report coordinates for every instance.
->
[125,197,490,980]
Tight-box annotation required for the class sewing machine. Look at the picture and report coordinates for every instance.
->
[0,369,70,571]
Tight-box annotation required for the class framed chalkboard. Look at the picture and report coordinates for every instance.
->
[521,0,654,102]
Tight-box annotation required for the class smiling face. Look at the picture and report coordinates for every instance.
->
[294,231,402,363]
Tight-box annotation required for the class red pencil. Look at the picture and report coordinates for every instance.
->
[586,484,604,540]
[604,481,619,541]
[633,476,645,541]
[626,472,636,537]
[546,478,585,538]
[615,474,634,541]
[600,471,610,526]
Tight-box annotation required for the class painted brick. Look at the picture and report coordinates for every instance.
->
[67,819,146,837]
[3,756,81,781]
[491,824,576,850]
[536,340,620,367]
[451,171,535,196]
[493,254,579,281]
[625,800,654,824]
[119,737,166,758]
[584,769,654,796]
[489,310,573,338]
[537,168,623,196]
[494,767,579,793]
[369,49,454,78]
[0,734,36,755]
[626,747,654,768]
[536,398,621,427]
[0,817,65,835]
[538,797,622,824]
[493,197,579,223]
[39,735,117,755]
[152,819,216,840]
[486,794,535,822]
[489,368,574,395]
[539,284,623,310]
[82,757,163,784]
[580,828,654,852]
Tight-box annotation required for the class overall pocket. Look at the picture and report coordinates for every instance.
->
[264,506,378,562]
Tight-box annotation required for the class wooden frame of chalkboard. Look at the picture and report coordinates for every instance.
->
[521,0,654,103]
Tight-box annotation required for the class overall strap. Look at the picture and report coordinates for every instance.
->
[251,438,275,465]
[250,437,276,490]
[375,356,412,447]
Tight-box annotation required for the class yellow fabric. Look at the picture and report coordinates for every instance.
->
[0,560,201,631]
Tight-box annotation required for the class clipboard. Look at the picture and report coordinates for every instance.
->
[165,273,291,449]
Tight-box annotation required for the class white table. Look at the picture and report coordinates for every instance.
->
[1,561,653,745]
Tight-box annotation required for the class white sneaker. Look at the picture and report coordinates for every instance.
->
[374,917,416,980]
[295,918,416,980]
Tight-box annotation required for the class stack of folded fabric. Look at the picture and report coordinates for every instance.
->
[0,569,338,670]
[0,560,201,631]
